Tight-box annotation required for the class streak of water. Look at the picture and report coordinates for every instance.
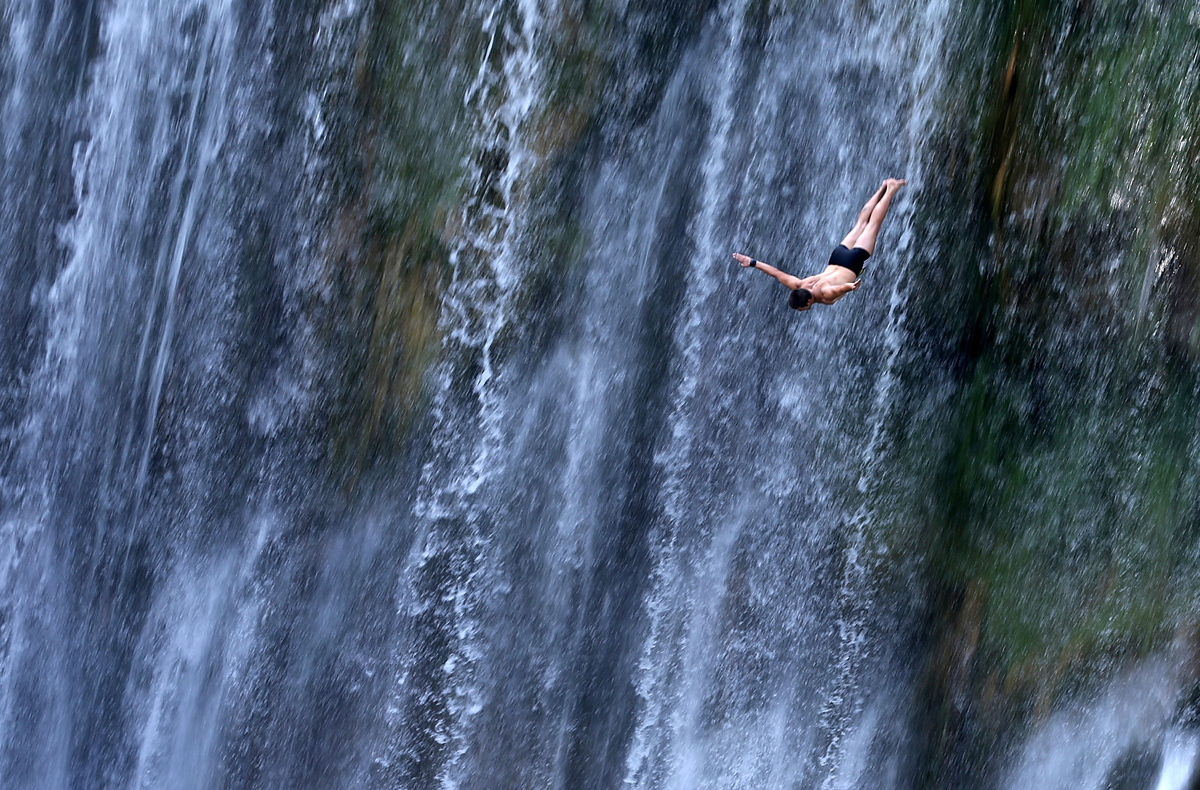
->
[815,2,951,781]
[126,1,234,492]
[624,4,751,785]
[380,2,551,787]
[1154,735,1199,790]
[1004,656,1188,790]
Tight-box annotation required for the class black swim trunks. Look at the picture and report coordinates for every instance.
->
[829,244,870,276]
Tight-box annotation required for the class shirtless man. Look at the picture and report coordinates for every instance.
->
[734,178,905,311]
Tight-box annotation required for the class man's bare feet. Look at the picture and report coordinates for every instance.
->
[885,178,907,189]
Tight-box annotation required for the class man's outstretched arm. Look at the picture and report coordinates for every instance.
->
[732,253,802,290]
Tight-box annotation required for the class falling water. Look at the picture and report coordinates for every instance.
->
[2,0,1200,788]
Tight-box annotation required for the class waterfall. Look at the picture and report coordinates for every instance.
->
[0,1,342,786]
[2,0,1200,788]
[390,1,551,787]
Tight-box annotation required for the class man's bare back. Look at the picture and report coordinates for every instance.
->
[735,178,905,312]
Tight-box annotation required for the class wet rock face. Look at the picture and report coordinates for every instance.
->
[886,0,1200,781]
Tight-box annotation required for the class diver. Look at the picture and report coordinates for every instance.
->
[734,178,905,311]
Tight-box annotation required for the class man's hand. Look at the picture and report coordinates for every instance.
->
[823,281,860,302]
[735,254,804,290]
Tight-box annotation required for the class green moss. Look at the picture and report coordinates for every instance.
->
[316,3,619,484]
[535,3,611,158]
[880,11,1200,774]
[896,0,1200,661]
[320,3,485,481]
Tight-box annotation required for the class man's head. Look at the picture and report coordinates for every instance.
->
[788,288,814,311]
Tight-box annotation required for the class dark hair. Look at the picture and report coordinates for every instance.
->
[788,288,813,310]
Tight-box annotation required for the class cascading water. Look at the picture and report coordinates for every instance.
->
[0,1,357,786]
[3,0,1200,789]
[619,2,951,787]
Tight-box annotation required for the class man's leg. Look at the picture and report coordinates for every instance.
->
[850,178,905,255]
[840,182,887,248]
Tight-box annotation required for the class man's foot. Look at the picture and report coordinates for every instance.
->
[885,178,907,190]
